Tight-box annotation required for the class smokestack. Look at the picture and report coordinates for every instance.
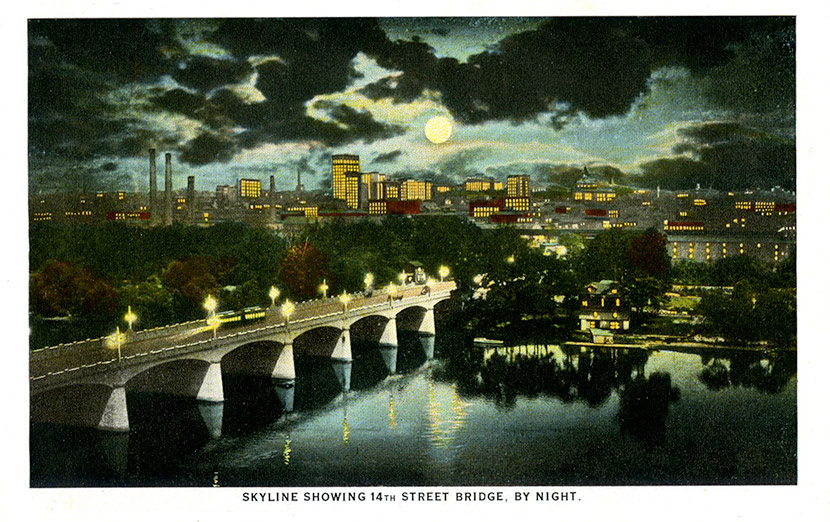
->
[187,175,195,223]
[149,148,157,225]
[269,175,276,222]
[165,153,173,226]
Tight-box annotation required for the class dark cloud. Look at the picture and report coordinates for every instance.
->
[28,17,795,187]
[28,19,180,80]
[172,56,254,93]
[372,150,403,164]
[179,133,239,165]
[362,17,795,124]
[639,121,795,191]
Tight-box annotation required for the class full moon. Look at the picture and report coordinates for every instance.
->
[424,116,453,144]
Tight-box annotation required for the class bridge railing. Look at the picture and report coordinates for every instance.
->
[30,282,457,378]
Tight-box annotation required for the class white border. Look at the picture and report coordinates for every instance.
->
[6,2,829,521]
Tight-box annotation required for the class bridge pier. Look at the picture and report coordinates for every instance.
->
[99,386,130,433]
[271,343,296,412]
[270,343,296,381]
[379,318,398,374]
[418,307,436,337]
[332,329,352,392]
[196,362,224,402]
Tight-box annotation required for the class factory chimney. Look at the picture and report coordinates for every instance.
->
[269,175,276,223]
[187,175,195,224]
[165,153,173,226]
[149,148,158,225]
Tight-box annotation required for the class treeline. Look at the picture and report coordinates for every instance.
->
[28,219,796,348]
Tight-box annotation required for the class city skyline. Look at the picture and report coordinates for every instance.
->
[29,17,795,195]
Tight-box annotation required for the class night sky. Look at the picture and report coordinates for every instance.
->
[28,17,795,193]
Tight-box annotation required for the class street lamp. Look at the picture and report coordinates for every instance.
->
[124,306,137,331]
[203,295,218,316]
[207,314,220,339]
[281,300,295,329]
[364,272,374,292]
[338,291,351,313]
[269,286,280,308]
[105,326,126,362]
[319,279,329,299]
[398,271,408,286]
[438,265,450,282]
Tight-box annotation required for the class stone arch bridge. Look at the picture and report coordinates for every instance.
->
[30,282,455,433]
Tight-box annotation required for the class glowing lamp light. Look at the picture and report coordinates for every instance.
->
[203,295,218,316]
[438,265,450,282]
[105,326,126,362]
[319,279,329,298]
[506,255,515,264]
[398,271,407,285]
[364,272,374,290]
[269,286,280,307]
[338,291,351,312]
[124,306,137,331]
[281,300,295,324]
[386,282,397,294]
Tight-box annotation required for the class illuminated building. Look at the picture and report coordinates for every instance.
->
[286,205,318,218]
[578,280,630,331]
[106,211,150,221]
[469,198,504,218]
[400,179,432,201]
[238,178,262,199]
[368,200,421,215]
[361,172,386,202]
[384,181,401,200]
[465,177,502,192]
[505,196,530,212]
[332,154,360,200]
[664,221,705,232]
[667,235,794,263]
[507,175,530,198]
[344,172,361,209]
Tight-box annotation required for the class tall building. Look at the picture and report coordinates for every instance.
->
[507,175,530,198]
[361,172,386,202]
[332,154,360,200]
[238,178,262,198]
[344,172,362,209]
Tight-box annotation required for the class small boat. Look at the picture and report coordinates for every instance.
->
[474,337,503,347]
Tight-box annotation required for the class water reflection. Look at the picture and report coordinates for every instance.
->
[699,351,797,393]
[30,331,797,487]
[618,372,680,449]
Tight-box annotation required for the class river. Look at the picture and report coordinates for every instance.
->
[30,330,796,487]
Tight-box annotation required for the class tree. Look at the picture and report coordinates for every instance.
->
[163,256,228,317]
[626,228,669,279]
[30,260,118,319]
[279,241,333,300]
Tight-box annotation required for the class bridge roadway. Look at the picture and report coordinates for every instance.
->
[30,281,456,432]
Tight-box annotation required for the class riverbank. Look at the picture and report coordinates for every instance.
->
[563,334,796,353]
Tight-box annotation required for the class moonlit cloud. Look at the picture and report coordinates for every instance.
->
[28,17,794,193]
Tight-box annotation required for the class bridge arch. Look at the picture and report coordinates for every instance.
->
[126,358,222,402]
[293,325,350,360]
[32,383,129,432]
